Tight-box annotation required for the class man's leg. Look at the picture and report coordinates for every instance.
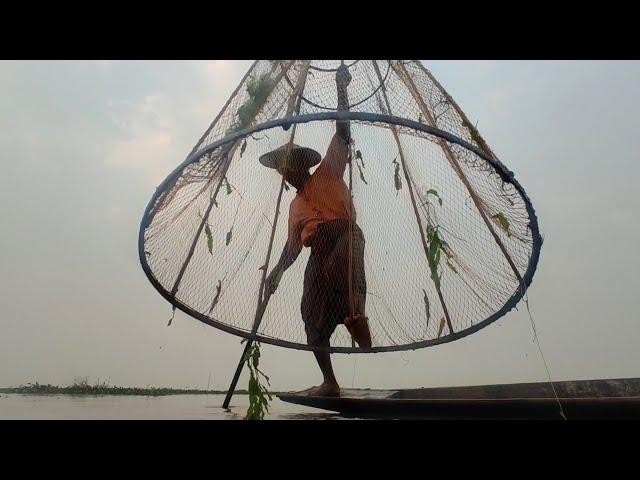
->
[346,288,372,348]
[305,323,340,396]
[344,226,372,348]
[308,338,340,397]
[302,251,341,397]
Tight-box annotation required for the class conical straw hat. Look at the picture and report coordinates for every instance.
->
[259,143,321,170]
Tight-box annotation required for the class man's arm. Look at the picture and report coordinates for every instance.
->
[264,224,302,296]
[335,63,352,144]
[321,64,352,178]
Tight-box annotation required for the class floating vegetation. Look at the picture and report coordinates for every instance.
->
[224,187,242,247]
[354,151,367,185]
[0,379,259,397]
[198,209,215,254]
[267,266,284,292]
[426,225,447,289]
[426,189,442,206]
[208,280,223,313]
[437,317,446,338]
[357,164,368,185]
[422,288,431,331]
[205,224,214,254]
[392,155,402,192]
[226,74,275,136]
[491,212,511,237]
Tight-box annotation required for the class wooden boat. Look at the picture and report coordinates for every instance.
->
[277,377,640,419]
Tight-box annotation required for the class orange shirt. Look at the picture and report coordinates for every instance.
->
[288,134,355,249]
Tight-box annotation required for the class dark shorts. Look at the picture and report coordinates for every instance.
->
[301,219,366,346]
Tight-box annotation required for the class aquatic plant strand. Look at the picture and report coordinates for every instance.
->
[242,343,272,420]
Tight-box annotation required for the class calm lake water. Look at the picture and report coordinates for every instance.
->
[0,393,345,420]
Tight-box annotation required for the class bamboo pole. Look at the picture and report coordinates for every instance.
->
[393,61,524,287]
[372,61,454,335]
[223,61,311,409]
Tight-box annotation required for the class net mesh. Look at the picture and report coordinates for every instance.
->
[139,60,541,353]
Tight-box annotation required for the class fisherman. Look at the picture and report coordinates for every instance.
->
[261,64,371,397]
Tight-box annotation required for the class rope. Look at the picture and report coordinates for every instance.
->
[347,148,356,348]
[341,59,357,348]
[347,158,356,346]
[523,290,567,420]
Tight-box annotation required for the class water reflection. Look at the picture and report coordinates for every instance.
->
[0,394,342,420]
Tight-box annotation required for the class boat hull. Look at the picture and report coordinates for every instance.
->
[277,378,640,419]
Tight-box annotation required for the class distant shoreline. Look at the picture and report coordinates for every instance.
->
[0,382,285,397]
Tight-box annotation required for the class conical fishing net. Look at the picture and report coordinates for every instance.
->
[139,60,542,353]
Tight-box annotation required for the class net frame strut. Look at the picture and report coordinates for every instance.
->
[167,61,297,304]
[393,61,525,289]
[372,60,455,335]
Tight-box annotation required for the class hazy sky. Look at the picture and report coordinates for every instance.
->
[1,60,638,392]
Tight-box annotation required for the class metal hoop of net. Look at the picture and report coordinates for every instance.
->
[139,60,542,353]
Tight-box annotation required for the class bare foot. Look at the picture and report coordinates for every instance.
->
[344,314,372,348]
[306,382,341,397]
